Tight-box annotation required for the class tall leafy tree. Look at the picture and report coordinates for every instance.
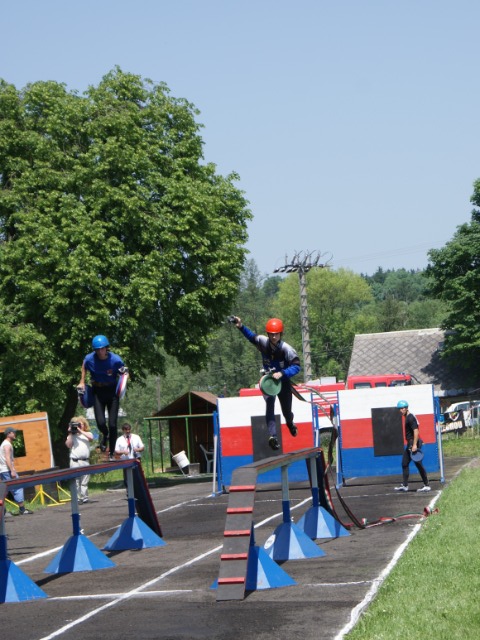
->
[187,260,281,396]
[0,68,251,459]
[272,268,375,381]
[427,182,480,368]
[364,268,446,331]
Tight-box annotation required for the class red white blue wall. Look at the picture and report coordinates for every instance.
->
[337,384,440,483]
[217,392,318,486]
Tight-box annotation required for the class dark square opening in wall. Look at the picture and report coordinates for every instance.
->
[371,407,404,456]
[251,415,282,461]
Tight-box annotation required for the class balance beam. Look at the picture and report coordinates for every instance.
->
[216,447,342,601]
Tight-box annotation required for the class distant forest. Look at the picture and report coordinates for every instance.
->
[122,262,447,426]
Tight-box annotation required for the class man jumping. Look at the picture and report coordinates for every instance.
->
[231,316,301,450]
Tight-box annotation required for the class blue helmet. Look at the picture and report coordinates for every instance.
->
[92,334,109,349]
[397,400,409,409]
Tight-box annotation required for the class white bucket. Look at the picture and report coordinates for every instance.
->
[172,450,190,469]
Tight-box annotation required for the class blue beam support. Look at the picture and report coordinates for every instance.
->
[103,469,165,551]
[263,466,326,561]
[44,480,115,574]
[0,513,47,603]
[212,524,296,593]
[297,457,350,540]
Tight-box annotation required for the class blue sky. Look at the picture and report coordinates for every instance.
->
[2,1,479,276]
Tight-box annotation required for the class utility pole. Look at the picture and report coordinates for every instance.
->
[274,251,329,383]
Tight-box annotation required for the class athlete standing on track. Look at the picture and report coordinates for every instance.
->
[77,335,125,461]
[231,316,301,450]
[394,399,431,493]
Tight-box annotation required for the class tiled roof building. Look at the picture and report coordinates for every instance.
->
[348,328,478,398]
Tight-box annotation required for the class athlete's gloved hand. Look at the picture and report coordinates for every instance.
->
[227,315,242,328]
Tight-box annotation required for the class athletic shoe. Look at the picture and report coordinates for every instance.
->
[81,497,89,503]
[100,444,107,452]
[287,423,298,437]
[394,485,409,492]
[268,436,280,451]
[109,455,115,461]
[417,485,431,493]
[18,508,33,514]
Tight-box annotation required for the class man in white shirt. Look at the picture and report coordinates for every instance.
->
[0,427,33,515]
[115,423,144,460]
[114,424,145,494]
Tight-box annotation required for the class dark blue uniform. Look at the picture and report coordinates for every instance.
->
[83,350,124,456]
[401,412,429,487]
[239,324,301,439]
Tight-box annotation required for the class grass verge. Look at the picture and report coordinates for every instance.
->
[346,460,480,639]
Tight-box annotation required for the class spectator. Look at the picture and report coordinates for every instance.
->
[0,427,33,515]
[115,423,144,460]
[65,416,94,504]
[115,423,144,493]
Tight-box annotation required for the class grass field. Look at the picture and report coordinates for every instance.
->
[346,436,480,639]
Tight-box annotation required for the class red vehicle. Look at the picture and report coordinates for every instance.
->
[346,374,412,390]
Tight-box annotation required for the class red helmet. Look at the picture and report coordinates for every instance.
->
[265,318,284,333]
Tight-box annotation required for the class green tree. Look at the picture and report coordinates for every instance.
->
[382,269,428,303]
[0,68,251,461]
[188,260,280,396]
[148,260,284,400]
[364,268,446,332]
[427,183,480,368]
[272,268,375,381]
[375,296,409,332]
[119,260,279,423]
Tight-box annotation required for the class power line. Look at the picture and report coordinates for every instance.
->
[333,240,447,268]
[273,251,331,382]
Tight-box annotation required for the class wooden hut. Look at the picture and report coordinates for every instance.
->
[152,391,217,473]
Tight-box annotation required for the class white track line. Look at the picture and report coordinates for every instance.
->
[334,491,441,639]
[16,495,211,566]
[36,496,311,640]
[37,546,223,640]
[48,590,193,601]
[333,460,477,639]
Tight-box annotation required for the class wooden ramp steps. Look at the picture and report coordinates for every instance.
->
[216,448,329,601]
[216,467,258,601]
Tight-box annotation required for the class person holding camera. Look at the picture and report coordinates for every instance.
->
[65,416,94,504]
[77,334,126,461]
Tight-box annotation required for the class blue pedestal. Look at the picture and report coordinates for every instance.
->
[211,543,296,592]
[264,521,326,561]
[0,558,48,603]
[103,515,166,551]
[44,534,116,574]
[245,544,296,590]
[298,506,350,540]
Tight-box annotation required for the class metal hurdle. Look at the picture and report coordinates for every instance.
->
[1,460,165,603]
